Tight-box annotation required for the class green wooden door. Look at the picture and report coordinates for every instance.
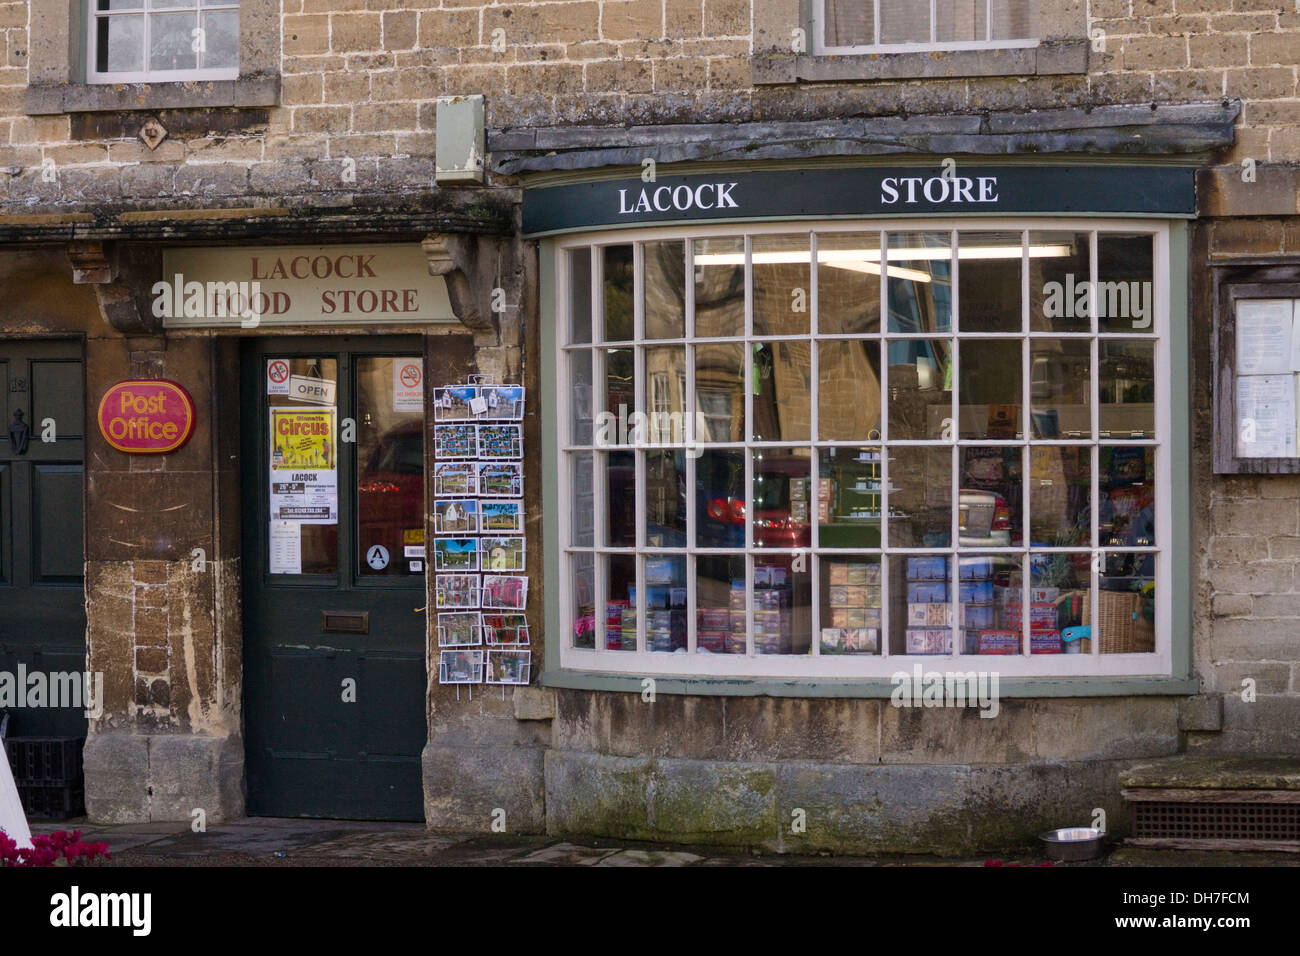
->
[241,336,427,820]
[0,340,87,738]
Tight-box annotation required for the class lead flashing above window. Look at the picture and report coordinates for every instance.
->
[753,40,1088,85]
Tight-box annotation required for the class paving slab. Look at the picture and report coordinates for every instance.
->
[595,848,703,866]
[518,842,621,865]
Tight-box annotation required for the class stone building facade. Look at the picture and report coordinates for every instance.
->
[0,0,1296,852]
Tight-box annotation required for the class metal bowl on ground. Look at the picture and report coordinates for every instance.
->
[1039,827,1106,862]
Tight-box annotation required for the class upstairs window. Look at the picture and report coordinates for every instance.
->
[88,0,240,83]
[818,0,1038,54]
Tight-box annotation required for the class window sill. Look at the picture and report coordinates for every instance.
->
[752,40,1088,85]
[24,75,280,116]
[541,669,1197,699]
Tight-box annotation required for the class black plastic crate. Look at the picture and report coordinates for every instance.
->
[18,784,86,821]
[4,737,85,787]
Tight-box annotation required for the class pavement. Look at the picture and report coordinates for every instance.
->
[24,817,1300,867]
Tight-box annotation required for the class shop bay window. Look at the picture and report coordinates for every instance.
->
[818,0,1038,54]
[558,222,1170,678]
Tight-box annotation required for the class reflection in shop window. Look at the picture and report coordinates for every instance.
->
[558,224,1168,676]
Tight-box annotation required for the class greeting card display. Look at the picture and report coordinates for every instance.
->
[439,649,485,684]
[479,536,526,572]
[433,386,477,421]
[435,573,480,609]
[437,611,483,647]
[482,574,528,610]
[433,499,478,534]
[480,499,523,534]
[483,613,529,645]
[434,461,477,496]
[477,461,523,497]
[486,649,531,685]
[434,424,477,458]
[434,537,478,571]
[477,424,523,460]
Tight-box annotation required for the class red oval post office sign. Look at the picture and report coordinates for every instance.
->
[97,380,197,454]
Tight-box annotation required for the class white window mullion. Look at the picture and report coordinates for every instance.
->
[1089,230,1101,658]
[744,234,755,657]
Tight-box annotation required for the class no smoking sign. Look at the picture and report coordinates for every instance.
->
[267,359,291,396]
[393,358,423,412]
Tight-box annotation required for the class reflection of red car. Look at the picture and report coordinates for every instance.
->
[358,421,425,572]
[699,454,812,549]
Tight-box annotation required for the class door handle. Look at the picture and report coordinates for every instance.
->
[8,410,29,455]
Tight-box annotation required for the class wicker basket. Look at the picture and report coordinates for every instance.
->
[1084,589,1155,654]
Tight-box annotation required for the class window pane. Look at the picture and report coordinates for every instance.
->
[753,341,811,442]
[752,448,812,550]
[697,555,746,653]
[101,0,144,8]
[695,449,745,548]
[1017,553,1090,654]
[936,0,987,42]
[603,245,634,341]
[753,234,810,337]
[958,231,1021,332]
[1099,339,1155,439]
[880,0,930,42]
[819,340,882,440]
[357,357,424,579]
[151,0,199,8]
[98,14,145,73]
[570,452,594,547]
[824,0,874,46]
[569,350,592,444]
[991,0,1038,41]
[569,249,592,344]
[888,445,952,547]
[645,556,688,652]
[1030,338,1090,439]
[1030,231,1090,332]
[1100,447,1155,547]
[817,232,881,333]
[268,357,338,575]
[694,343,744,441]
[958,339,1022,439]
[1029,446,1090,547]
[645,450,686,548]
[606,553,637,650]
[201,8,239,69]
[754,554,812,655]
[887,337,951,440]
[572,553,596,648]
[891,554,952,656]
[605,450,636,547]
[887,232,952,333]
[959,446,1023,547]
[644,346,685,441]
[150,12,200,72]
[818,447,883,548]
[644,240,686,339]
[820,557,882,655]
[1098,234,1155,333]
[604,347,633,420]
[693,237,744,338]
[1097,554,1155,654]
[958,554,1020,655]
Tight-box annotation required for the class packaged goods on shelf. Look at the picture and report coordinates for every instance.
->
[1002,601,1058,632]
[963,603,995,629]
[906,556,947,581]
[908,602,953,627]
[958,557,995,580]
[959,579,995,604]
[977,629,1021,654]
[821,627,878,654]
[907,581,948,603]
[906,627,952,655]
[1030,630,1063,654]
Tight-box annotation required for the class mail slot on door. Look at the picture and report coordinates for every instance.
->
[322,610,370,634]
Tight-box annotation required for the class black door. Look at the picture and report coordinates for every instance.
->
[241,337,427,820]
[0,340,87,737]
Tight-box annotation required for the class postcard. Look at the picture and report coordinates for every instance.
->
[434,537,479,572]
[433,385,477,421]
[479,536,526,572]
[433,424,477,458]
[482,613,529,645]
[433,499,478,534]
[477,461,523,497]
[439,649,484,684]
[434,461,477,496]
[485,649,531,686]
[437,611,482,647]
[479,499,523,533]
[476,423,523,460]
[477,385,525,421]
[482,574,528,610]
[435,574,480,609]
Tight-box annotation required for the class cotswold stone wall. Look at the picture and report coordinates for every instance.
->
[0,0,1296,214]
